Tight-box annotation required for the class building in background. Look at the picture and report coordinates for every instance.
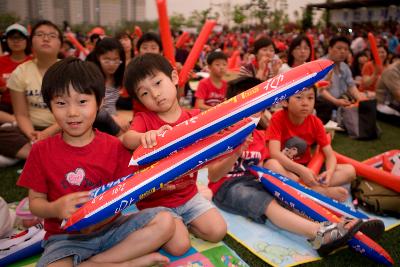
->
[0,0,146,26]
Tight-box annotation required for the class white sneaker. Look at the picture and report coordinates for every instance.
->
[0,155,19,168]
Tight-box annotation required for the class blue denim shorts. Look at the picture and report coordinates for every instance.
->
[166,193,215,225]
[213,174,273,224]
[37,207,166,267]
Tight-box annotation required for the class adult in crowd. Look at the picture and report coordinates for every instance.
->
[239,36,282,81]
[0,20,62,160]
[359,45,389,97]
[375,60,400,126]
[315,36,362,124]
[0,24,32,118]
[280,35,312,73]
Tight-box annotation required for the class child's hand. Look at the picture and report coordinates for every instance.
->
[141,125,172,148]
[53,191,90,219]
[299,166,318,187]
[317,170,334,186]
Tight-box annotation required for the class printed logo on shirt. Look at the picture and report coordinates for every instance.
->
[26,89,49,109]
[66,168,86,186]
[282,136,307,160]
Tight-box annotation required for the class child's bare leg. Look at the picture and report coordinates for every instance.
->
[162,218,191,256]
[189,208,227,243]
[89,211,174,264]
[329,164,356,186]
[264,159,300,181]
[265,200,319,238]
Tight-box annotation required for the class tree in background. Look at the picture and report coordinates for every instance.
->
[0,13,20,33]
[232,5,246,26]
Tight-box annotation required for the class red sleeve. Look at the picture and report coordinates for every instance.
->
[17,143,48,194]
[361,62,374,76]
[130,112,148,132]
[113,141,138,179]
[265,111,284,142]
[314,116,329,148]
[194,78,208,99]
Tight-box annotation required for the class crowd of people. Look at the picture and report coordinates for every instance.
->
[0,18,398,266]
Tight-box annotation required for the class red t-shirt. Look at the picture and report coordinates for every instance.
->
[17,130,135,239]
[195,78,227,107]
[131,108,201,209]
[208,129,267,194]
[0,55,32,105]
[265,110,329,164]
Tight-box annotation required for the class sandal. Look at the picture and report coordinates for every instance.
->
[308,218,363,256]
[357,218,385,241]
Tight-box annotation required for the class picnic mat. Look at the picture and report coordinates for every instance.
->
[6,201,248,267]
[197,169,400,267]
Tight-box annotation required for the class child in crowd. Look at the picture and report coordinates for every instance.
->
[122,53,227,255]
[87,37,130,135]
[264,87,356,202]
[17,57,177,267]
[194,51,228,110]
[207,77,383,256]
[136,32,163,55]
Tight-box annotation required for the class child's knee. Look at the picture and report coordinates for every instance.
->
[164,236,191,256]
[204,220,227,243]
[152,211,175,238]
[342,164,356,181]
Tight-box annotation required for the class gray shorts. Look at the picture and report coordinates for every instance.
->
[165,193,215,225]
[213,174,273,224]
[37,207,166,267]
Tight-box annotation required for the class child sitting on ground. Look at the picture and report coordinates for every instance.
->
[122,53,227,256]
[264,86,356,202]
[17,57,177,267]
[194,51,228,110]
[207,77,384,256]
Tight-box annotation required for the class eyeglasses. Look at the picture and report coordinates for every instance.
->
[7,35,26,41]
[33,32,59,40]
[100,59,123,65]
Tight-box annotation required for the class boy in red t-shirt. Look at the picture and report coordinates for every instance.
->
[265,87,356,202]
[194,51,228,110]
[17,58,176,267]
[207,77,382,257]
[122,53,227,255]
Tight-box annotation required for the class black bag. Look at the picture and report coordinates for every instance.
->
[352,178,400,218]
[339,99,381,140]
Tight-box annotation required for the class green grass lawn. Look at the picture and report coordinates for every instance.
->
[0,121,399,266]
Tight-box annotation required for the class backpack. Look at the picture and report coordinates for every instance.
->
[338,99,381,140]
[352,178,400,218]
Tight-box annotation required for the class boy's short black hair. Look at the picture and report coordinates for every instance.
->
[283,86,317,109]
[226,77,262,99]
[42,57,105,110]
[207,51,228,65]
[124,53,174,99]
[136,32,162,52]
[329,35,350,48]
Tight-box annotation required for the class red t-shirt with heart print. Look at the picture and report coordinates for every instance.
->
[17,130,136,239]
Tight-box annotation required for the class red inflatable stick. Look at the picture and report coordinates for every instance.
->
[65,32,89,56]
[368,32,382,68]
[175,31,189,49]
[307,34,314,61]
[335,152,400,192]
[134,26,142,39]
[228,50,240,70]
[156,0,176,67]
[178,20,216,88]
[308,145,324,175]
[314,80,330,89]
